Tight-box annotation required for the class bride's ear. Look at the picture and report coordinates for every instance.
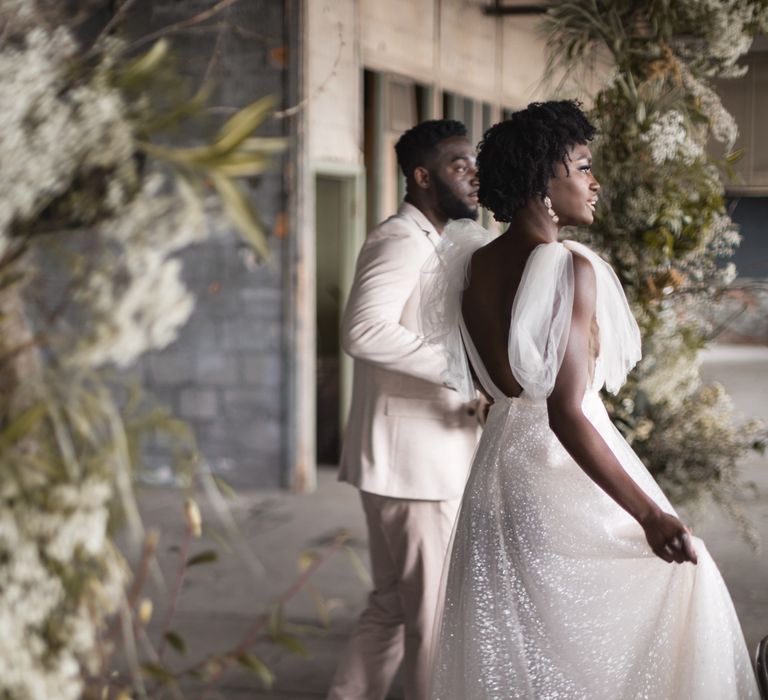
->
[413,166,431,189]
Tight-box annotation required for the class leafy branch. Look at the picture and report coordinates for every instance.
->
[115,39,286,262]
[90,504,368,698]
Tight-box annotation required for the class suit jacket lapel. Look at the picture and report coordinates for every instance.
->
[398,202,441,250]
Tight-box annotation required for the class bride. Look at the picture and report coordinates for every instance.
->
[421,100,758,699]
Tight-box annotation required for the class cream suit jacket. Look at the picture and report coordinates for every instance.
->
[338,202,479,500]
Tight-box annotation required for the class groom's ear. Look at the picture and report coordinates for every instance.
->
[413,165,431,189]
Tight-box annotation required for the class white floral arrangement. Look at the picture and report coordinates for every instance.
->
[640,109,704,166]
[543,0,768,535]
[675,0,766,78]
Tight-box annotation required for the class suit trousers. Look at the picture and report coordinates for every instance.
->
[327,490,460,700]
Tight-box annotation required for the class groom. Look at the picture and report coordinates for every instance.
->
[328,120,483,700]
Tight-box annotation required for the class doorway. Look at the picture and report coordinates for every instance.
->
[314,171,362,466]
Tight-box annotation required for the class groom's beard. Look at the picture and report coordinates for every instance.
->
[434,175,479,221]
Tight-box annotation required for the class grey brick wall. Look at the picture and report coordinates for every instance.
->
[125,1,296,488]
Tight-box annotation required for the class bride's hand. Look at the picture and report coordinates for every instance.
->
[640,510,698,565]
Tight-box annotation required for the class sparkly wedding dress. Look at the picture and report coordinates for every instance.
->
[420,221,758,700]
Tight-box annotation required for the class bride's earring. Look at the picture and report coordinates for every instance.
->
[543,195,559,224]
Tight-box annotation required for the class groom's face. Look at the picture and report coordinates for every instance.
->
[429,136,480,221]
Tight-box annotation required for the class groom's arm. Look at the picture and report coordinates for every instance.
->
[342,225,448,386]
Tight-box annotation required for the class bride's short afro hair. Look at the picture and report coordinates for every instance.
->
[477,100,596,222]
[395,119,468,179]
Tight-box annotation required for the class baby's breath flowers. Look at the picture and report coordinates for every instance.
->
[640,110,704,166]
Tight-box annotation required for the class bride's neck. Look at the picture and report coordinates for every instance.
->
[505,201,560,247]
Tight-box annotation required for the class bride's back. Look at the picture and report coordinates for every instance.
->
[461,234,534,398]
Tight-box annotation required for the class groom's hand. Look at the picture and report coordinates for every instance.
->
[472,391,493,426]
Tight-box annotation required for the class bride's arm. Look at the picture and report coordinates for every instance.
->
[546,254,697,565]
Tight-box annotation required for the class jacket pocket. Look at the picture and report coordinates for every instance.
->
[385,396,447,420]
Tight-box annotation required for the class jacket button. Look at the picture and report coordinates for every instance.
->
[466,407,476,417]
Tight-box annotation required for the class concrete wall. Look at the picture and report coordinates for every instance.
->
[125,0,297,488]
[716,50,768,195]
[306,0,362,166]
[359,0,553,108]
[303,0,560,172]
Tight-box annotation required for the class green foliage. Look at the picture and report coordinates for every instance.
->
[103,530,365,698]
[233,652,275,688]
[164,631,187,655]
[118,39,286,261]
[185,549,218,567]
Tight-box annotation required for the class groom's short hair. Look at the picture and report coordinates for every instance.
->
[395,120,468,180]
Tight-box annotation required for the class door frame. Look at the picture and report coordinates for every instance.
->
[313,162,366,430]
[286,160,366,492]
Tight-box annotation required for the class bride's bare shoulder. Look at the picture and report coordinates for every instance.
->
[464,238,493,283]
[468,234,516,275]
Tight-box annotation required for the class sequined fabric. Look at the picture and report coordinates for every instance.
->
[428,243,758,699]
[431,391,757,699]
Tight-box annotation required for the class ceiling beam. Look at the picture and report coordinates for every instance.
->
[483,2,549,15]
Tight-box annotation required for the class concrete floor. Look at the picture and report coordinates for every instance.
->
[127,344,768,699]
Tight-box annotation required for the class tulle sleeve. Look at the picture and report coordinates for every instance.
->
[563,240,641,394]
[419,219,491,402]
[508,242,575,400]
[509,241,642,400]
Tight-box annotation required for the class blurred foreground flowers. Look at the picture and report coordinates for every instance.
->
[0,2,284,696]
